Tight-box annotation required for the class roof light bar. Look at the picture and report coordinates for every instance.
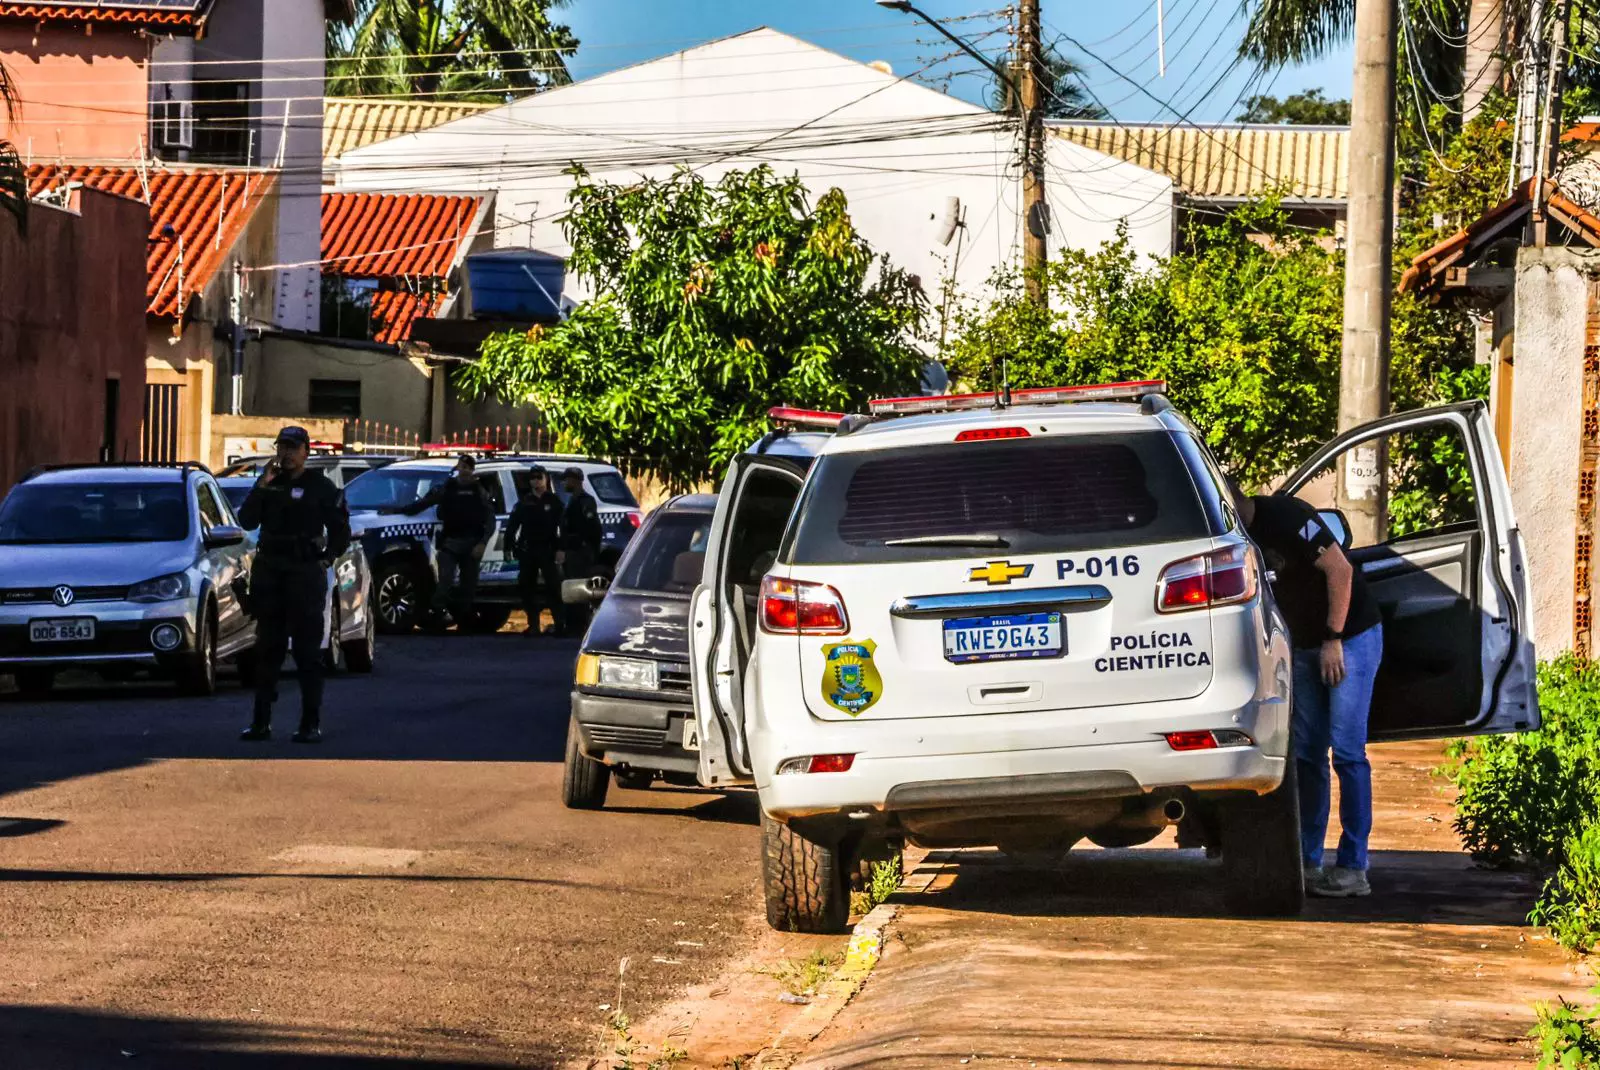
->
[869,379,1167,417]
[768,406,847,430]
[422,442,505,453]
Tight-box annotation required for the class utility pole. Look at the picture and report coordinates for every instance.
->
[1336,0,1399,546]
[1018,0,1048,305]
[873,1,1045,306]
[228,261,246,416]
[1515,0,1549,187]
[1533,0,1572,245]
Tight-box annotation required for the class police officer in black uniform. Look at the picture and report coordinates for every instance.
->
[504,465,563,636]
[383,454,496,630]
[558,466,603,636]
[237,426,351,743]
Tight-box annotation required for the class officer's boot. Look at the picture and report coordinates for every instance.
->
[292,708,322,744]
[240,694,273,742]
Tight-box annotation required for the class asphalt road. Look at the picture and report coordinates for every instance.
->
[0,633,765,1069]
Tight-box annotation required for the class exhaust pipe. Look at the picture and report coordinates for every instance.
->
[1161,797,1186,825]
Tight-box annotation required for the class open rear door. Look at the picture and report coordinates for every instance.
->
[1282,401,1537,740]
[689,454,810,787]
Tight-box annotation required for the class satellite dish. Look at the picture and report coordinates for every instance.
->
[934,196,963,247]
[920,360,950,396]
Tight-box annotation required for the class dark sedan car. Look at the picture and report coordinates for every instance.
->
[561,494,715,809]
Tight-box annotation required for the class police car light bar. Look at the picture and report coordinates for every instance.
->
[422,442,506,454]
[768,406,846,430]
[868,379,1167,417]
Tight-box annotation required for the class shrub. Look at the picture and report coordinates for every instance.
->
[1532,823,1600,954]
[1448,656,1600,869]
[1531,981,1600,1069]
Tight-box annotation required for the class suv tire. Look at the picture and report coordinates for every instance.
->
[375,561,425,635]
[561,714,609,809]
[761,814,851,934]
[1220,757,1305,917]
[177,609,218,697]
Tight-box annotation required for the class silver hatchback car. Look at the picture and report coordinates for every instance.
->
[0,463,254,696]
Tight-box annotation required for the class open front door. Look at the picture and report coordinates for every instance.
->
[1282,401,1538,740]
[689,455,810,787]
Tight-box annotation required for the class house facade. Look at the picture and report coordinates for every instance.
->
[334,28,1177,321]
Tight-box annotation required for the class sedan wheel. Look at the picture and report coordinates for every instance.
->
[177,611,218,697]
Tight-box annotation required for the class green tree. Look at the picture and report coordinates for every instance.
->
[327,0,577,98]
[1236,88,1351,124]
[942,197,1477,492]
[989,44,1105,120]
[0,59,24,231]
[464,167,928,488]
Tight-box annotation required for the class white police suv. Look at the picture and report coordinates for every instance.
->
[688,382,1537,932]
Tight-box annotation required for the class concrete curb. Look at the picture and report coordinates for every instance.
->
[751,851,944,1069]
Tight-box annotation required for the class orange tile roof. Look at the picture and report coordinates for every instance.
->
[322,191,482,278]
[26,163,275,320]
[0,1,213,28]
[369,289,446,346]
[322,191,483,343]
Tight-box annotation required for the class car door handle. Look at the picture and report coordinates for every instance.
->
[891,585,1112,620]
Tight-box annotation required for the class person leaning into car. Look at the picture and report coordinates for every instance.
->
[504,465,563,636]
[237,426,351,744]
[381,454,497,631]
[1234,484,1384,900]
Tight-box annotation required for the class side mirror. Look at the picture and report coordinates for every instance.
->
[1317,509,1353,551]
[562,575,610,605]
[204,524,247,549]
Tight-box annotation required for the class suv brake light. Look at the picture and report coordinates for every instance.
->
[760,576,849,635]
[954,427,1029,442]
[1156,544,1257,613]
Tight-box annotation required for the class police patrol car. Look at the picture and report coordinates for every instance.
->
[344,451,641,633]
[687,381,1538,932]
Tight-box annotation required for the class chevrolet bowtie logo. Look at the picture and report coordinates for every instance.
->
[968,561,1032,586]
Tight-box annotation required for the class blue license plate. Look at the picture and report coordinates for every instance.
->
[942,612,1064,664]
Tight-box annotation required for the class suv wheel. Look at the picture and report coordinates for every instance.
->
[343,600,377,673]
[375,561,424,634]
[177,611,218,697]
[560,714,609,809]
[14,668,54,697]
[761,814,851,934]
[1220,758,1305,916]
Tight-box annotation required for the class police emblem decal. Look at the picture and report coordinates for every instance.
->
[821,640,882,717]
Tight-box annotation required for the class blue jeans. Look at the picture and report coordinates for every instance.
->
[1291,623,1383,871]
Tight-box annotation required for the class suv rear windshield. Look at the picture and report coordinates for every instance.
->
[614,512,713,594]
[345,469,448,511]
[589,472,638,506]
[784,431,1212,564]
[0,482,190,544]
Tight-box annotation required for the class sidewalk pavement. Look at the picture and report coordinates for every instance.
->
[794,742,1591,1069]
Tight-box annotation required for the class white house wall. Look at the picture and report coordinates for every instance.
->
[336,29,1173,312]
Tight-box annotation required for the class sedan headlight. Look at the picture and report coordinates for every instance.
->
[128,573,190,603]
[593,655,659,691]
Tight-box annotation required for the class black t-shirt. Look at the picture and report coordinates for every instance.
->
[1245,494,1381,649]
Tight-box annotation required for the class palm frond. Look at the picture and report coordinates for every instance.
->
[1239,0,1356,67]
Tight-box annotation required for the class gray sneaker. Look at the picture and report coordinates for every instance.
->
[1308,865,1370,898]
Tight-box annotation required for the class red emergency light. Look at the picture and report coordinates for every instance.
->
[868,379,1166,417]
[421,442,506,454]
[767,406,846,430]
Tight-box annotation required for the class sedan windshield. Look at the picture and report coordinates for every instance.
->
[345,469,448,511]
[614,512,713,594]
[0,482,190,544]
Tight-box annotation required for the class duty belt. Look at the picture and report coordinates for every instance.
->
[258,537,324,562]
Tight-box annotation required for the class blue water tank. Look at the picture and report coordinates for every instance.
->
[466,250,566,321]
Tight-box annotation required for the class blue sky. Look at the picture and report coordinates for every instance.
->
[561,1,1356,124]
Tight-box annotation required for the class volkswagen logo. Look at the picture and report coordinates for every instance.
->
[51,585,75,607]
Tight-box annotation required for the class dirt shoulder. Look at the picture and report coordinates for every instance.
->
[659,742,1595,1069]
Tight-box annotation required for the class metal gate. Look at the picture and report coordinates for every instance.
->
[142,383,181,463]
